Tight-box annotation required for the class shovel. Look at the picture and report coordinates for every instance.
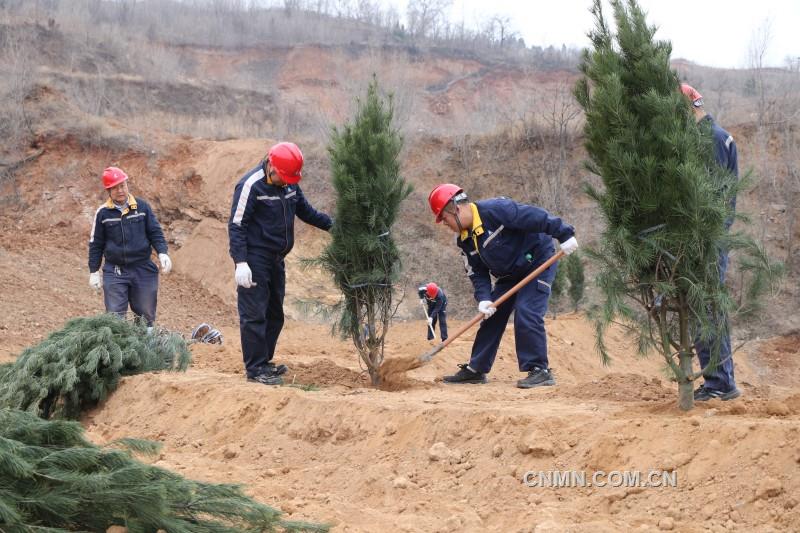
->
[418,250,565,363]
[420,299,436,339]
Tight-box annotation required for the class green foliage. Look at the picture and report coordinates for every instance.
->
[0,408,328,532]
[0,314,191,419]
[314,75,412,382]
[551,263,566,301]
[575,0,780,389]
[549,262,567,317]
[564,252,585,311]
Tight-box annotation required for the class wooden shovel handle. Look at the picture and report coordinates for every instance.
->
[419,250,565,362]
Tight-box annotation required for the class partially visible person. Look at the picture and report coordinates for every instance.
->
[418,282,448,342]
[228,142,332,386]
[681,83,741,401]
[88,167,172,329]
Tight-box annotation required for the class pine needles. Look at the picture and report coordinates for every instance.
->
[314,75,412,385]
[0,314,191,419]
[0,408,328,532]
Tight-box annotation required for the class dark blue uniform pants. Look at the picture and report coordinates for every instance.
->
[238,256,285,378]
[102,261,159,326]
[428,308,448,341]
[469,263,556,374]
[694,250,736,392]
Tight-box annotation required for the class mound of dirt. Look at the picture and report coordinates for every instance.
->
[749,333,800,388]
[556,373,673,402]
[288,359,368,388]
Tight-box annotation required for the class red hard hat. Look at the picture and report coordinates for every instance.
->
[102,167,128,189]
[268,141,303,184]
[680,83,703,107]
[428,183,463,223]
[426,282,438,298]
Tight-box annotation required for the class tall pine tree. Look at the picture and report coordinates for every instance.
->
[318,76,412,385]
[575,0,780,409]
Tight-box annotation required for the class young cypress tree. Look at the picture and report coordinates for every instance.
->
[319,76,412,385]
[550,263,567,318]
[575,0,780,409]
[565,252,585,312]
[0,408,327,532]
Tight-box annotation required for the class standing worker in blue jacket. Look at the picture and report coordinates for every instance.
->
[681,83,741,402]
[428,184,578,388]
[88,166,172,329]
[228,142,332,386]
[418,282,448,342]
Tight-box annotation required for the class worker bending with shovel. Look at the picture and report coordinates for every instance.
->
[428,184,578,388]
[418,282,448,342]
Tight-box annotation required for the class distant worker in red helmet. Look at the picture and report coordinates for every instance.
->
[88,166,172,329]
[228,141,332,386]
[428,184,578,388]
[681,82,741,402]
[417,282,448,342]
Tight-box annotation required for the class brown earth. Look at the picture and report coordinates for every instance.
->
[77,316,799,533]
[2,244,798,532]
[1,110,798,530]
[1,25,799,532]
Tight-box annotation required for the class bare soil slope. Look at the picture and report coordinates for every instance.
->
[1,240,797,531]
[79,317,800,532]
[1,45,798,532]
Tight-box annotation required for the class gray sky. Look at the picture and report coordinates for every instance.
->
[389,0,799,69]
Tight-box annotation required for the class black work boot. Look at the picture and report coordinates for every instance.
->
[694,386,741,401]
[265,362,288,376]
[443,363,487,384]
[247,372,283,386]
[517,367,556,389]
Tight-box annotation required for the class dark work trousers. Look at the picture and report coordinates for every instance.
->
[237,255,286,379]
[428,307,449,341]
[102,260,159,326]
[468,262,557,374]
[694,249,736,392]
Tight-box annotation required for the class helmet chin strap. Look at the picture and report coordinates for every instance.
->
[449,201,465,233]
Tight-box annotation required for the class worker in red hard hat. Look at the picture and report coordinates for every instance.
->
[228,141,332,386]
[88,166,172,329]
[418,282,448,342]
[428,184,578,388]
[680,82,741,402]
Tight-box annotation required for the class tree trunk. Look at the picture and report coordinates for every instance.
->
[677,350,694,411]
[367,352,380,386]
[677,306,694,411]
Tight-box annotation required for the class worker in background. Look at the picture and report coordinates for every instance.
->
[88,166,172,330]
[418,282,448,342]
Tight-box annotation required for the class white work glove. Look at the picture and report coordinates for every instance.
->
[560,236,579,256]
[235,262,256,288]
[420,298,426,305]
[478,300,496,319]
[89,271,102,290]
[427,317,433,326]
[158,253,172,273]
